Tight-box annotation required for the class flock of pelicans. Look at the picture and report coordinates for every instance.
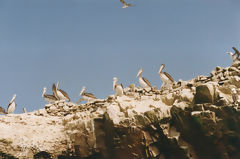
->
[0,47,239,115]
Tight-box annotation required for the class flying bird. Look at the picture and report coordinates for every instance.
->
[79,86,97,102]
[136,68,152,91]
[120,0,132,8]
[226,47,240,62]
[113,77,124,96]
[52,82,70,102]
[7,94,17,114]
[158,64,174,89]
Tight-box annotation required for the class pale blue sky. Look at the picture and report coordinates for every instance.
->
[0,0,240,113]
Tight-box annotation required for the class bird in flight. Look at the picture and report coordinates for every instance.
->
[120,0,132,8]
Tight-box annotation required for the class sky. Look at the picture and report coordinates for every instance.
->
[0,0,240,113]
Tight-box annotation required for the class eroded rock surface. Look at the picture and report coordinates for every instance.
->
[1,63,240,159]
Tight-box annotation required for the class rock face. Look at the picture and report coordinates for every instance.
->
[1,63,240,159]
[195,83,215,104]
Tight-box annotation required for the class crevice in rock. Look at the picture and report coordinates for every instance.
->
[34,151,51,159]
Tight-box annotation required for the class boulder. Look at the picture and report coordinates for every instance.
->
[194,83,216,104]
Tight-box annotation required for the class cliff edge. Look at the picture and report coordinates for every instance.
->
[1,62,240,159]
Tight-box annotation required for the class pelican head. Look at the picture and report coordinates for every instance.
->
[10,94,17,103]
[232,88,237,94]
[136,68,143,78]
[42,87,47,97]
[113,77,118,82]
[158,64,165,74]
[80,86,86,96]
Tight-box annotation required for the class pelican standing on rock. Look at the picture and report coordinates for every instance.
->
[120,0,132,8]
[79,86,97,102]
[226,47,240,62]
[7,94,17,114]
[113,77,124,96]
[42,87,58,104]
[158,64,174,89]
[136,68,152,91]
[52,82,70,102]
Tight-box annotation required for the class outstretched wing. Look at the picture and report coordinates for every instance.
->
[52,84,59,99]
[120,0,127,5]
[44,94,58,100]
[142,77,152,87]
[59,89,71,101]
[232,47,240,57]
[127,3,132,7]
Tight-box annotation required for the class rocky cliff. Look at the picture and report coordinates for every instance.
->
[1,62,240,159]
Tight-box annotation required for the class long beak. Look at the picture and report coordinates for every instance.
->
[10,94,16,103]
[159,64,164,74]
[80,88,85,96]
[158,67,161,74]
[136,70,141,78]
[56,81,59,89]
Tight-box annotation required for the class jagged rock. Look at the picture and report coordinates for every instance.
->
[179,89,194,102]
[229,76,240,87]
[194,83,216,104]
[161,93,175,105]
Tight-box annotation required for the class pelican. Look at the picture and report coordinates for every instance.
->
[52,82,70,102]
[113,77,124,96]
[158,64,174,89]
[226,47,240,62]
[7,94,16,114]
[232,88,240,105]
[79,86,97,102]
[0,106,6,114]
[42,87,58,104]
[120,0,132,8]
[136,68,152,91]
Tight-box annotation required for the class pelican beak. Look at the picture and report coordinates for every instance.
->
[10,94,16,103]
[80,87,85,96]
[136,69,142,78]
[158,67,161,74]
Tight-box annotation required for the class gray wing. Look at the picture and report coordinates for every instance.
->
[164,72,174,83]
[85,93,97,99]
[59,89,70,101]
[52,84,59,99]
[44,94,58,100]
[142,77,152,87]
[120,0,126,5]
[232,47,240,57]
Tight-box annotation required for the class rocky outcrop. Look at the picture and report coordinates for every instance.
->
[1,62,240,159]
